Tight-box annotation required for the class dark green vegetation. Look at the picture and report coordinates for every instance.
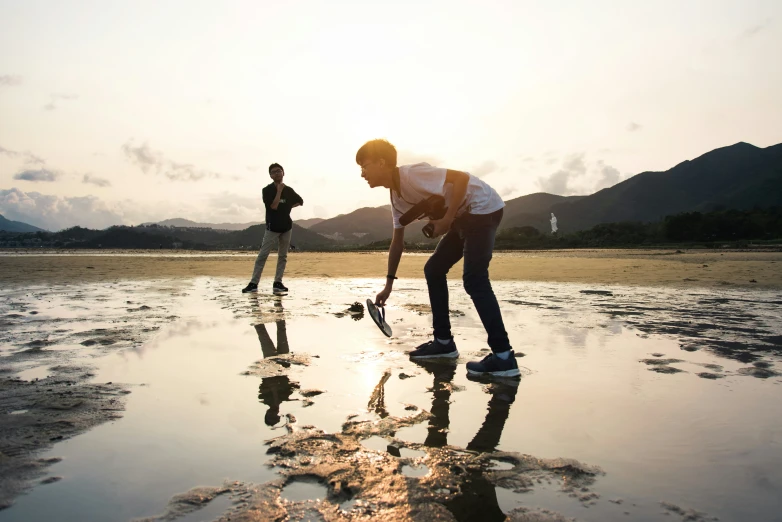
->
[495,207,782,249]
[3,207,779,251]
[0,223,332,250]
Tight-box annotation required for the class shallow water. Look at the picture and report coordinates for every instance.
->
[1,277,781,521]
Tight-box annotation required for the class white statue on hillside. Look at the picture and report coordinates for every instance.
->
[550,213,558,234]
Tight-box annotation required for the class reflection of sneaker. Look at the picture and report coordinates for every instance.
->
[466,351,521,377]
[408,339,459,359]
[242,282,258,293]
[273,281,288,295]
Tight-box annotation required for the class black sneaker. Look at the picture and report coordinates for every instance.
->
[408,338,459,359]
[466,351,521,377]
[242,282,258,293]
[273,281,288,295]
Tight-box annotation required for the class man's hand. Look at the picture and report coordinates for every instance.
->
[375,285,392,306]
[276,182,286,192]
[426,216,454,238]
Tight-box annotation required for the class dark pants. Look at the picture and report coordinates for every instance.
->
[424,208,511,353]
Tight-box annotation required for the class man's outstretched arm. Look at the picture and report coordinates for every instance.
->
[376,227,405,306]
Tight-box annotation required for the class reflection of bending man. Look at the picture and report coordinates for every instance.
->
[415,360,517,520]
[255,318,299,426]
[413,360,518,452]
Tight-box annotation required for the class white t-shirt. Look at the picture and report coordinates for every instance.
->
[390,163,505,229]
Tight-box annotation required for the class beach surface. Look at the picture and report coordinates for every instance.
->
[1,251,781,521]
[1,249,780,288]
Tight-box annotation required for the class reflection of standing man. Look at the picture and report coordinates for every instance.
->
[550,212,558,235]
[255,316,299,426]
[242,163,304,295]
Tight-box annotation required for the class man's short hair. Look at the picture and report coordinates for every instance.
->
[356,139,397,167]
[269,163,284,174]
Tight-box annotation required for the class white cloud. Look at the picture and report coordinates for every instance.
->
[83,174,112,187]
[397,150,442,166]
[43,93,79,111]
[201,192,261,222]
[499,185,517,198]
[537,153,586,195]
[627,122,642,132]
[537,154,626,195]
[0,188,129,230]
[470,160,500,179]
[0,75,22,86]
[741,19,771,39]
[122,140,222,181]
[594,162,622,191]
[0,145,45,165]
[13,169,60,182]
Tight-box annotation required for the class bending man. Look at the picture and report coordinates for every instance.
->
[357,139,520,377]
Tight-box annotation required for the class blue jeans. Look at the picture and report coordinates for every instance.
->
[424,208,511,353]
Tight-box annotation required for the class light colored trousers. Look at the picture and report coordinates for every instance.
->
[250,228,292,284]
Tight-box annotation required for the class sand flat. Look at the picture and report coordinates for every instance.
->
[1,249,780,288]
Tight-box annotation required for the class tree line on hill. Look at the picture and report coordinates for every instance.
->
[2,207,780,251]
[494,207,782,249]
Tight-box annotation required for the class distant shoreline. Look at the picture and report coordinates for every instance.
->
[1,250,780,289]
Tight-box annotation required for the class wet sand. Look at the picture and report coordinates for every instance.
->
[1,272,781,521]
[1,249,781,288]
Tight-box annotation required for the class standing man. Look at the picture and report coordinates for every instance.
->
[357,139,520,377]
[242,163,303,295]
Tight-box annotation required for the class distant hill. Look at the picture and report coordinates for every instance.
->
[309,207,392,244]
[306,142,782,241]
[141,218,262,230]
[0,214,44,233]
[228,223,335,249]
[308,194,585,245]
[501,193,586,231]
[32,222,337,250]
[533,142,782,233]
[296,217,325,229]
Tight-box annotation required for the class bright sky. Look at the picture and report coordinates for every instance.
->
[1,0,780,230]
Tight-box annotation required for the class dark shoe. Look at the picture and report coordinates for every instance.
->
[242,282,258,293]
[466,351,521,377]
[408,339,459,359]
[273,281,288,295]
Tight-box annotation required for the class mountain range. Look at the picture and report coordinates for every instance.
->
[2,142,780,242]
[0,214,44,233]
[300,141,782,243]
[140,218,262,230]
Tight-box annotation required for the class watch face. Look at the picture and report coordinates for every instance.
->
[366,299,392,337]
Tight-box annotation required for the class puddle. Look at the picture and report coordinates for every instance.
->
[16,366,49,381]
[401,464,430,478]
[360,436,390,452]
[495,486,524,514]
[489,459,515,471]
[0,276,781,521]
[280,478,327,502]
[396,446,426,459]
